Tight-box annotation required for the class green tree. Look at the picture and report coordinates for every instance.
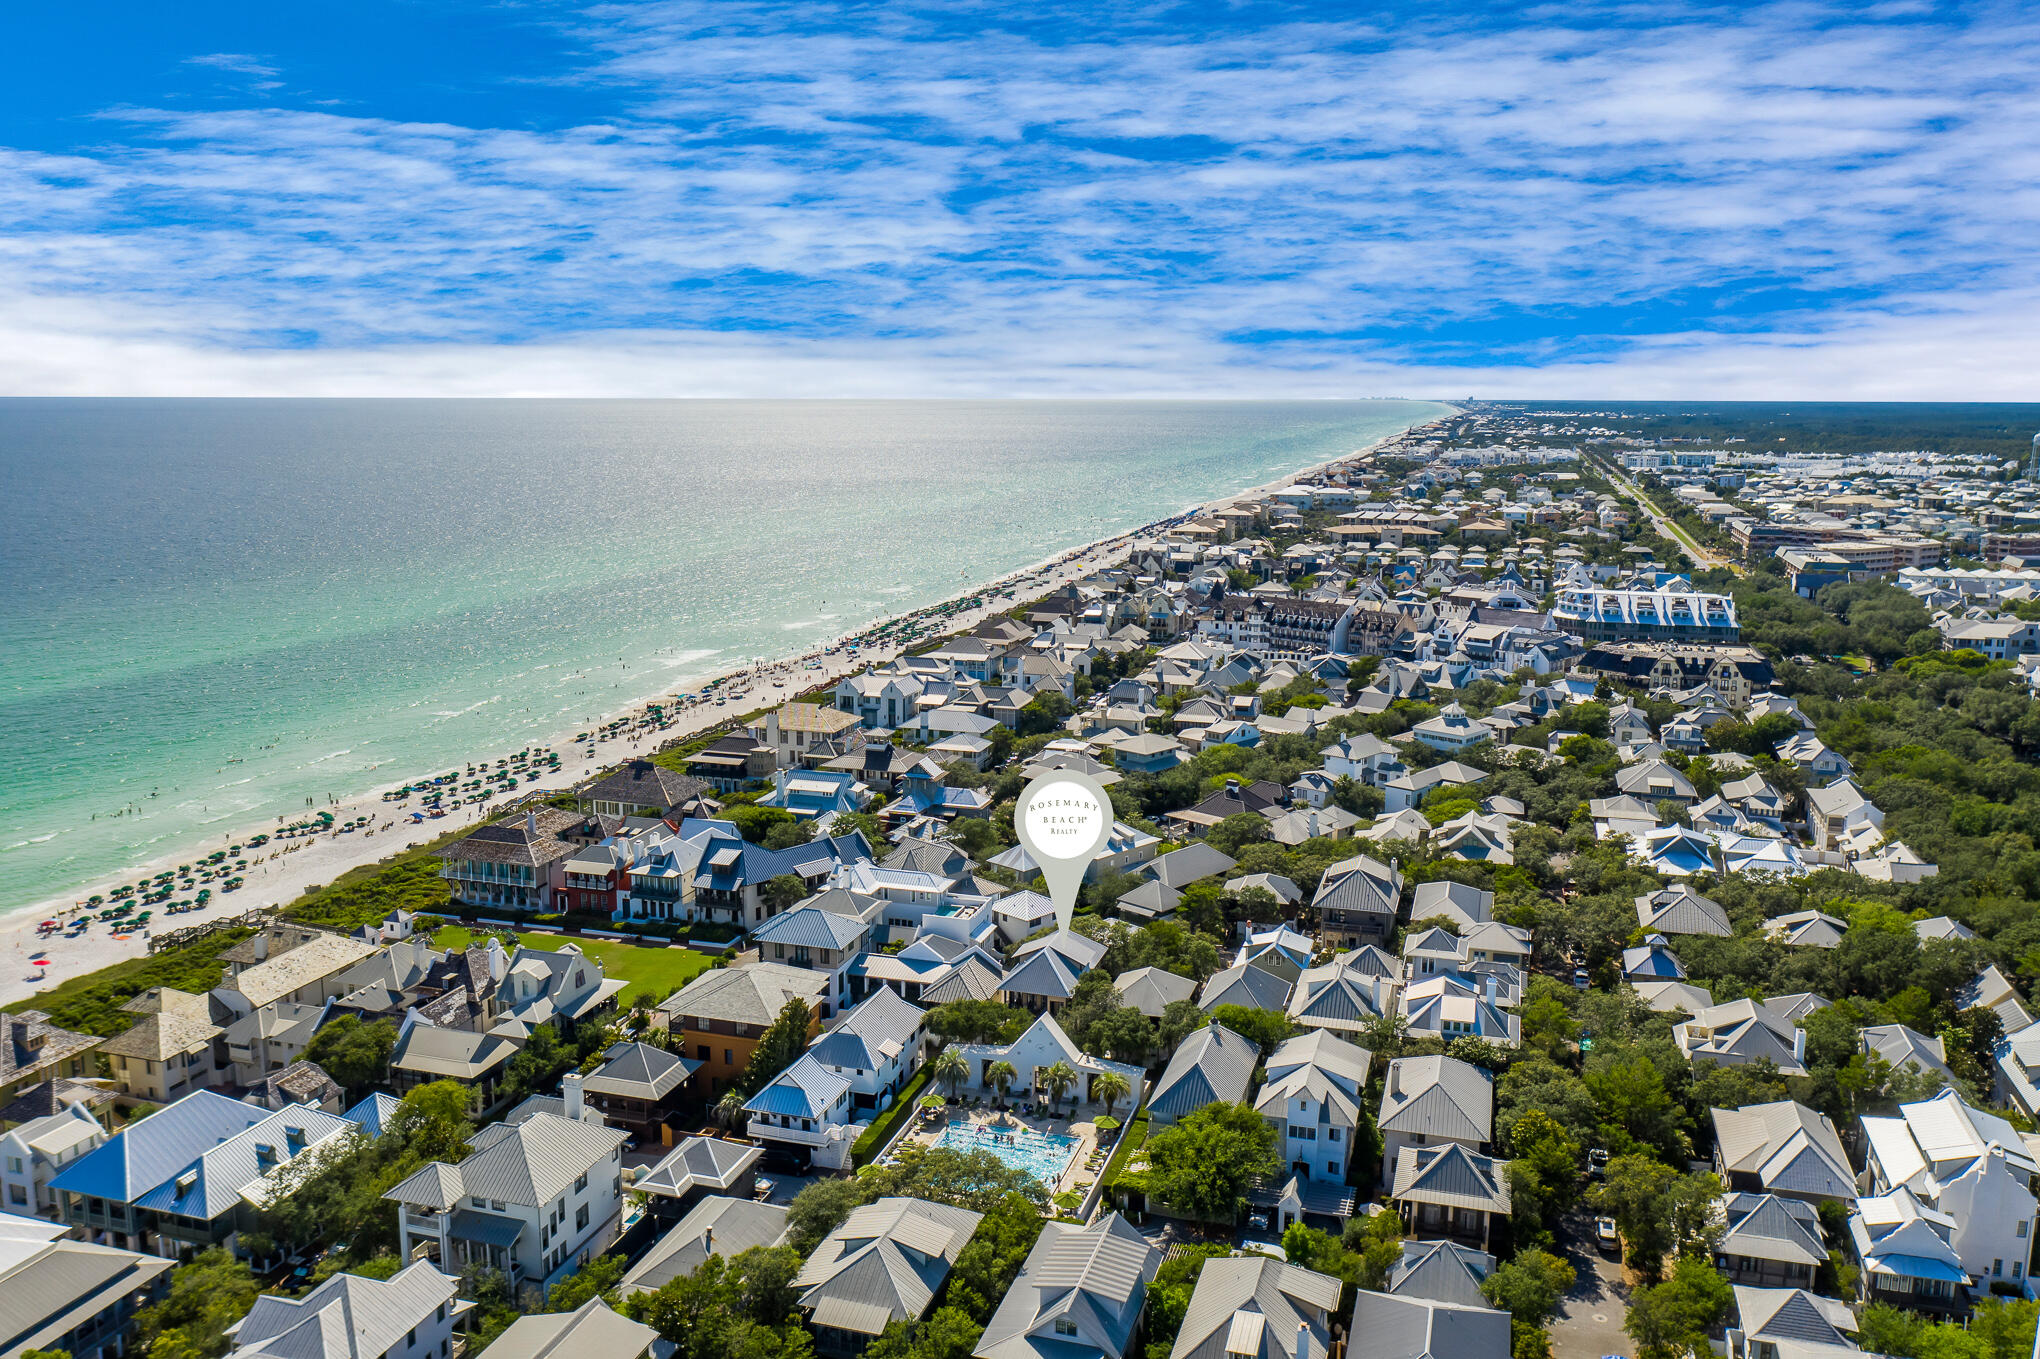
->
[926,999,1029,1045]
[1343,1211,1406,1290]
[1142,1101,1281,1223]
[930,1047,970,1100]
[1090,1070,1132,1121]
[762,873,810,914]
[547,1254,626,1312]
[1082,1006,1155,1065]
[301,1015,398,1101]
[1041,1061,1077,1117]
[1208,1005,1297,1059]
[738,997,814,1096]
[1483,1250,1576,1325]
[1624,1255,1731,1359]
[985,1060,1018,1109]
[133,1248,260,1359]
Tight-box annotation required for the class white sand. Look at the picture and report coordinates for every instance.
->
[0,427,1427,1008]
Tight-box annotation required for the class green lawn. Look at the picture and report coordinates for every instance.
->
[430,926,713,1010]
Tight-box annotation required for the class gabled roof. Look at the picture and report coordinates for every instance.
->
[384,1111,626,1212]
[581,1042,699,1103]
[484,1299,659,1359]
[633,1136,761,1201]
[1731,1287,1856,1348]
[1149,1024,1259,1122]
[811,987,926,1073]
[1719,1192,1827,1268]
[1198,962,1293,1014]
[51,1089,275,1206]
[1711,1101,1853,1200]
[1378,1056,1492,1142]
[1636,884,1732,936]
[971,1213,1162,1359]
[1348,1288,1510,1359]
[1169,1255,1341,1359]
[1145,843,1239,889]
[1386,1241,1493,1310]
[745,1052,854,1121]
[230,1259,460,1359]
[1390,1143,1513,1214]
[795,1196,985,1336]
[999,948,1086,1004]
[621,1195,789,1296]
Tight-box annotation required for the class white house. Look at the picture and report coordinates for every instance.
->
[1860,1090,2040,1290]
[385,1107,629,1294]
[1254,1032,1370,1228]
[744,1053,860,1172]
[808,986,927,1116]
[0,1103,105,1220]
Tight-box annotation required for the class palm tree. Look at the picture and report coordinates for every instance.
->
[986,1061,1018,1111]
[713,1089,747,1132]
[1042,1061,1077,1118]
[1090,1070,1131,1122]
[931,1048,970,1102]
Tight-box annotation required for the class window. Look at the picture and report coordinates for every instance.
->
[576,1203,589,1231]
[471,1197,485,1208]
[1054,1319,1079,1337]
[437,1304,446,1322]
[725,1049,734,1066]
[407,1329,416,1348]
[697,1045,710,1062]
[1327,1128,1340,1143]
[492,1200,506,1212]
[2022,1221,2031,1239]
[575,1172,588,1193]
[7,1186,24,1206]
[1993,1259,2004,1278]
[5,1157,19,1174]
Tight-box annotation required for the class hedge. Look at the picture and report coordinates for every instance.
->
[1098,1110,1151,1199]
[851,1066,935,1168]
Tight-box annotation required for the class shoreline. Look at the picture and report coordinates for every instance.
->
[0,412,1447,1006]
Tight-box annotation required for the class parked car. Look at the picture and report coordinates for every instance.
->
[1587,1147,1610,1178]
[1595,1216,1621,1256]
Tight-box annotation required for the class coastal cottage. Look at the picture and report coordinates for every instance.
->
[0,1012,104,1111]
[386,1108,629,1295]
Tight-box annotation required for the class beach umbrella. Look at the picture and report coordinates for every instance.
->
[29,955,50,968]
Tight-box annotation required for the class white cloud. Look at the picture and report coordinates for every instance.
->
[1,0,2035,393]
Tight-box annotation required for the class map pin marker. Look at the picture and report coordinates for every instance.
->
[1015,770,1116,934]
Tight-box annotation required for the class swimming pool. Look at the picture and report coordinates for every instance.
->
[932,1122,1080,1187]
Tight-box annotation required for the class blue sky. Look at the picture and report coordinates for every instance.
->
[2,0,2035,396]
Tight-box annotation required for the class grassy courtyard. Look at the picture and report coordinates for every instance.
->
[429,925,713,1010]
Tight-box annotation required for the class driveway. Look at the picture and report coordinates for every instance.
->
[1549,1211,1631,1359]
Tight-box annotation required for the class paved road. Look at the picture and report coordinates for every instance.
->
[1549,1212,1632,1359]
[1593,459,1742,577]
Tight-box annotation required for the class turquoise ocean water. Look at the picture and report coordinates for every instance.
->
[0,398,1448,913]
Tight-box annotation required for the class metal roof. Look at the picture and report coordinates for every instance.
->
[744,1053,852,1119]
[1149,1024,1259,1124]
[795,1197,983,1336]
[622,1195,789,1295]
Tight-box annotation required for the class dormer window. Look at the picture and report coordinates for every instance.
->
[1054,1319,1079,1336]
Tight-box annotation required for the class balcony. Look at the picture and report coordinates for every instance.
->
[746,1118,844,1149]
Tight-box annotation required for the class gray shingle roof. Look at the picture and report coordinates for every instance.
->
[659,963,830,1028]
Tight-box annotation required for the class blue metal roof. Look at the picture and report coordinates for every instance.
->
[51,1088,268,1204]
[743,1053,851,1118]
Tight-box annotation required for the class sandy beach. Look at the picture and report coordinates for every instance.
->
[0,422,1437,1008]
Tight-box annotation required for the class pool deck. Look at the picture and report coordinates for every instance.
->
[896,1104,1110,1208]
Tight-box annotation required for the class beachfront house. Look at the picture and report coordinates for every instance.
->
[581,759,715,819]
[385,1110,629,1295]
[433,808,586,914]
[747,702,868,769]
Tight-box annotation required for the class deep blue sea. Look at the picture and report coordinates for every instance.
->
[0,398,1448,912]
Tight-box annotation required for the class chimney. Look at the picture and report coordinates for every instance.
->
[703,1225,716,1256]
[1298,1323,1310,1359]
[1388,1062,1401,1097]
[1793,1029,1807,1064]
[253,931,270,962]
[563,1071,584,1121]
[1484,975,1498,1007]
[526,809,538,835]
